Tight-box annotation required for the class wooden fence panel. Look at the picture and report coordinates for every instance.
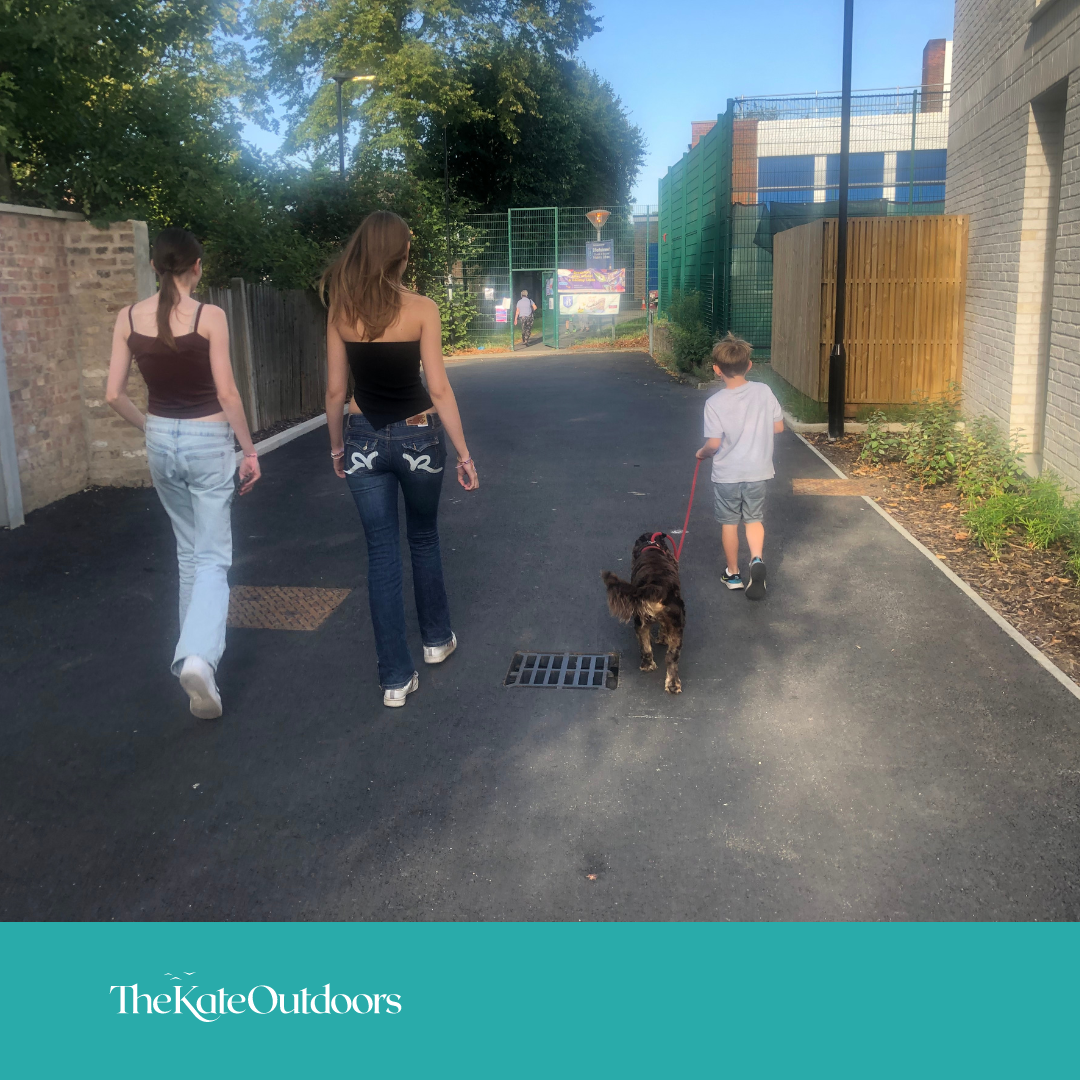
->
[202,284,327,432]
[771,221,824,399]
[818,214,968,406]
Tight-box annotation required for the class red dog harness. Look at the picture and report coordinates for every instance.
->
[640,531,675,556]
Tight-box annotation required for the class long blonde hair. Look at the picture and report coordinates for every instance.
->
[320,211,411,341]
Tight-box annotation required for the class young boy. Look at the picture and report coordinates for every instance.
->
[695,333,783,600]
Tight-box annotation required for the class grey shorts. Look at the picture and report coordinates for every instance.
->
[713,480,768,525]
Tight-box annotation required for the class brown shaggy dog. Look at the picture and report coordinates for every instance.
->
[602,532,686,693]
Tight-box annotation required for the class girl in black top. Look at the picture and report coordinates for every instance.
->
[323,211,478,707]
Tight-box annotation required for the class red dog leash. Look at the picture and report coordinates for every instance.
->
[675,458,702,562]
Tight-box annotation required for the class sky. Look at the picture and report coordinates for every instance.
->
[243,0,956,205]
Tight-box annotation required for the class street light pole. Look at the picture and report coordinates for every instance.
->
[330,72,375,181]
[444,123,455,348]
[335,77,345,179]
[828,0,854,441]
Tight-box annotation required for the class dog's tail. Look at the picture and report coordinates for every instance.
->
[601,571,665,623]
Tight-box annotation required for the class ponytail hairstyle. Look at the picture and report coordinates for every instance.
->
[151,227,203,349]
[320,211,411,341]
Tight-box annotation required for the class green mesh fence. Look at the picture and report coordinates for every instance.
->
[659,87,951,356]
[452,205,658,349]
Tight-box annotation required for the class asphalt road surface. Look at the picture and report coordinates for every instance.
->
[3,351,1080,920]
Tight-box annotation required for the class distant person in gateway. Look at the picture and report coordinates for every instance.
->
[514,290,537,348]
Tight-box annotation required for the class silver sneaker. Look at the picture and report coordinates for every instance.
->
[383,671,419,708]
[178,655,222,719]
[423,633,457,665]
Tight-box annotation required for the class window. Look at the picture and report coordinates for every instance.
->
[825,152,885,201]
[894,149,947,203]
[757,155,815,203]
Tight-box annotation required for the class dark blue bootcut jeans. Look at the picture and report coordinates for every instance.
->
[344,413,453,689]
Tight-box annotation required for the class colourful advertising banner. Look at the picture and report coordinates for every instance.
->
[560,292,621,315]
[557,267,625,292]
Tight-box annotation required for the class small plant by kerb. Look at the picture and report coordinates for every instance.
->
[857,393,1080,582]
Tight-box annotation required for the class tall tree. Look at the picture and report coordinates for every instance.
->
[0,0,248,217]
[244,0,601,168]
[423,52,644,210]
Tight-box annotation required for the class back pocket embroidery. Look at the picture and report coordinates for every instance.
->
[403,452,443,474]
[345,448,379,474]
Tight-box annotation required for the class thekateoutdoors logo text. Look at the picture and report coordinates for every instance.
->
[109,983,402,1022]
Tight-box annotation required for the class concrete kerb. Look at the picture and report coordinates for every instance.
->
[792,428,1080,703]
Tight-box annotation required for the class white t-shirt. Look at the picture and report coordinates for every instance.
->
[703,381,783,483]
[516,297,534,317]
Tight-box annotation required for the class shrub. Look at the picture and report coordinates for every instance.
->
[954,416,1025,501]
[901,394,960,487]
[859,410,902,464]
[964,474,1080,579]
[667,291,715,373]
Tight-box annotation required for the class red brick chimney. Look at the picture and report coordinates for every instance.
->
[690,121,717,150]
[922,38,947,112]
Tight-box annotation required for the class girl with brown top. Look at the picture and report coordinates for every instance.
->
[106,228,260,720]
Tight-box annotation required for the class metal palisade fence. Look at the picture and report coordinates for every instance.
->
[659,87,951,355]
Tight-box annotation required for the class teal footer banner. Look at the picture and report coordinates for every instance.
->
[3,923,1078,1077]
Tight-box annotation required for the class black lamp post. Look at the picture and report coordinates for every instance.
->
[331,72,375,180]
[828,0,854,441]
[444,123,456,347]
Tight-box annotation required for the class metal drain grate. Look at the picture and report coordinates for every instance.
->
[227,586,352,631]
[504,652,619,689]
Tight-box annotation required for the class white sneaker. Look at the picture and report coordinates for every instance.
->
[179,655,222,719]
[423,633,457,665]
[383,671,419,708]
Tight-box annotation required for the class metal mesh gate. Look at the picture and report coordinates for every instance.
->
[452,205,658,350]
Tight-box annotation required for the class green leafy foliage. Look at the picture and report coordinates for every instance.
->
[857,390,1080,582]
[859,410,902,464]
[953,416,1025,501]
[419,57,645,211]
[964,476,1080,575]
[243,0,642,213]
[901,394,960,487]
[0,0,247,216]
[666,292,714,374]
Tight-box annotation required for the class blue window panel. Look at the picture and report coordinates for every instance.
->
[825,152,885,201]
[895,149,947,203]
[758,155,815,203]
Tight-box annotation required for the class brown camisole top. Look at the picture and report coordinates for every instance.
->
[127,304,222,419]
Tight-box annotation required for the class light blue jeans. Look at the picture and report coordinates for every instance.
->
[144,416,235,675]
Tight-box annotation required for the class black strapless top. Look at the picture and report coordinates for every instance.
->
[344,339,433,430]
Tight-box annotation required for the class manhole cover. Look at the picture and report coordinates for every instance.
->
[227,586,352,631]
[792,477,885,496]
[504,652,619,689]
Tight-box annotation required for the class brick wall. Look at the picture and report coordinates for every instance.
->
[0,205,152,514]
[0,208,86,511]
[1045,73,1080,481]
[946,0,1080,486]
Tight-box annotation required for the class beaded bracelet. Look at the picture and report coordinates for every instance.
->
[456,457,473,468]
